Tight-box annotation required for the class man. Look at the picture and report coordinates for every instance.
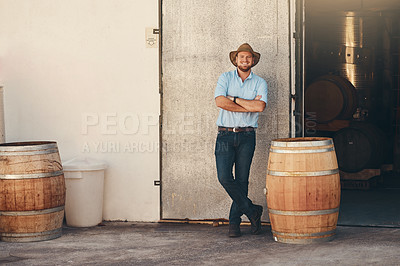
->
[214,43,268,237]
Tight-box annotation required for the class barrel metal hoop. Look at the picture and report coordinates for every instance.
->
[0,143,58,152]
[267,169,339,177]
[273,234,335,244]
[271,139,333,148]
[270,147,335,154]
[0,170,64,180]
[0,206,64,216]
[0,228,62,242]
[271,229,336,237]
[0,148,59,156]
[268,207,339,216]
[0,228,62,238]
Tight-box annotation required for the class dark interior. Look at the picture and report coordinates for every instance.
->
[303,0,400,226]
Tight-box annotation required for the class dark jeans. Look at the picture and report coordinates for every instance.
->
[215,130,257,225]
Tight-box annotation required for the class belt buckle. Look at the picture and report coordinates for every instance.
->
[233,127,239,133]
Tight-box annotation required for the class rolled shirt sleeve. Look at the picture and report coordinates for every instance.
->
[257,79,268,105]
[214,73,228,98]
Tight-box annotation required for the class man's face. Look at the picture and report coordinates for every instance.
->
[236,51,254,72]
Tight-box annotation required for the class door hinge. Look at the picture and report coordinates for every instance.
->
[154,180,161,186]
[153,29,160,34]
[293,110,301,116]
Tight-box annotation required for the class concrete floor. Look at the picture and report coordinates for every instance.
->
[1,222,400,265]
[339,188,400,226]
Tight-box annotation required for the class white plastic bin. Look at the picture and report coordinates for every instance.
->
[63,157,107,227]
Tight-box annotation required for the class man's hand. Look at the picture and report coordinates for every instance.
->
[226,95,261,102]
[236,95,265,112]
[215,95,265,113]
[215,96,248,112]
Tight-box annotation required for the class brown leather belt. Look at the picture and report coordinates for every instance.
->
[218,126,255,133]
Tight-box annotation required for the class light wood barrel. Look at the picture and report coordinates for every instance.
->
[266,137,341,244]
[0,141,65,242]
[0,86,4,143]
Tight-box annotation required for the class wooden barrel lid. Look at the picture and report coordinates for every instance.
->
[333,123,386,173]
[305,75,357,123]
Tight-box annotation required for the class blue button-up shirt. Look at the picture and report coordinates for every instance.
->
[215,70,268,128]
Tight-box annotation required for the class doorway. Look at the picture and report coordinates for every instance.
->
[298,0,400,226]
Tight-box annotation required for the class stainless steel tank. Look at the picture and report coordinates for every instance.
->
[306,11,383,120]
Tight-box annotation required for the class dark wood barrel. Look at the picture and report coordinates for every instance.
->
[305,75,357,123]
[266,137,341,244]
[0,141,65,242]
[333,123,386,173]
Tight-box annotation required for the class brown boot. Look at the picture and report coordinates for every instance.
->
[228,223,241,237]
[249,205,263,235]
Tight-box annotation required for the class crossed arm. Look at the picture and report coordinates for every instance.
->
[215,95,266,113]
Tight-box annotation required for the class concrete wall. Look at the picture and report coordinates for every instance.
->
[0,0,160,221]
[162,0,291,221]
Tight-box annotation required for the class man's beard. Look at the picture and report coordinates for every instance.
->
[238,65,251,72]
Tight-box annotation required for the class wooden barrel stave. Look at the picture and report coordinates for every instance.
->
[0,174,65,211]
[0,208,64,242]
[266,174,340,211]
[270,213,338,243]
[266,137,341,244]
[0,141,65,242]
[0,149,63,175]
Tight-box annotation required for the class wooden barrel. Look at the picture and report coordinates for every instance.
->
[0,87,4,143]
[305,75,357,123]
[333,123,386,173]
[266,137,341,244]
[0,141,65,242]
